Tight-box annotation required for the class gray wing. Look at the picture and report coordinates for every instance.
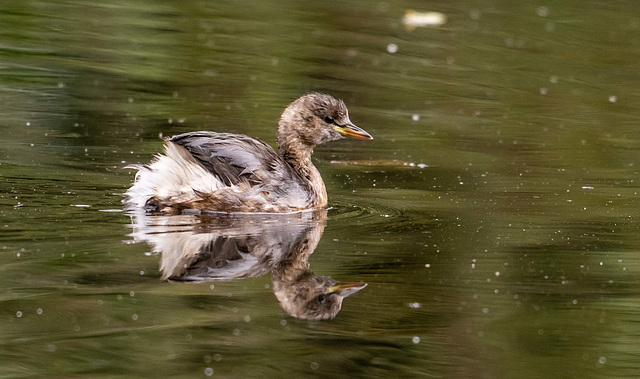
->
[169,131,300,187]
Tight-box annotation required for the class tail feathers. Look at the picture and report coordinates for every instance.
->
[125,142,226,209]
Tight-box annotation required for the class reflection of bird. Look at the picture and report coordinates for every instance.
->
[272,260,367,321]
[129,210,366,320]
[126,93,372,214]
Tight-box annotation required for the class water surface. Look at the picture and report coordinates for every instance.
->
[2,0,640,377]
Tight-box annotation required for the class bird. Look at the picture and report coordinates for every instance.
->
[125,93,372,214]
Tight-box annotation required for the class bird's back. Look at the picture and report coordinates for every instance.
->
[126,131,313,213]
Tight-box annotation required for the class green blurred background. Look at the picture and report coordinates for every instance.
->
[2,0,640,377]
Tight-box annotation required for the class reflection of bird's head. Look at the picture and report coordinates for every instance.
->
[273,269,366,320]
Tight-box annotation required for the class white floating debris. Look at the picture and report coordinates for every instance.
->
[403,10,447,30]
[386,43,398,54]
[412,336,421,344]
[412,114,420,121]
[71,204,91,208]
[408,302,423,309]
[609,95,617,103]
[537,6,549,17]
[582,186,594,190]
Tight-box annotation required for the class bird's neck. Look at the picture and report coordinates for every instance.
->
[277,134,327,208]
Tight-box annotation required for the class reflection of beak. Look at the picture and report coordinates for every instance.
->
[329,282,368,297]
[334,121,373,140]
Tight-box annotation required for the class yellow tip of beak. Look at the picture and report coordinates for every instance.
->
[334,124,373,140]
[328,282,368,297]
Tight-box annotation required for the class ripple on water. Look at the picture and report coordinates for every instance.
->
[327,201,414,235]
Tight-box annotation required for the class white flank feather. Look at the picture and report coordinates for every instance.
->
[125,142,226,208]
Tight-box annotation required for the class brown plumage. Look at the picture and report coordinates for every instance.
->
[125,93,372,213]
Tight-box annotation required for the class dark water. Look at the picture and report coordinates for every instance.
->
[2,0,640,377]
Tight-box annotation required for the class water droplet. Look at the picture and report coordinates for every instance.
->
[132,314,138,321]
[204,367,214,376]
[386,43,398,54]
[412,336,420,344]
[412,114,420,121]
[16,311,22,318]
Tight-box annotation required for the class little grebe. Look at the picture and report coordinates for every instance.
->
[125,93,372,213]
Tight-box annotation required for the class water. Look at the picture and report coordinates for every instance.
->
[2,0,640,377]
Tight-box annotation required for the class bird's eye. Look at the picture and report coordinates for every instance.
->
[318,294,329,304]
[324,116,334,124]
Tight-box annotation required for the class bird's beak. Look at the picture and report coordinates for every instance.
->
[328,282,368,297]
[334,121,373,140]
